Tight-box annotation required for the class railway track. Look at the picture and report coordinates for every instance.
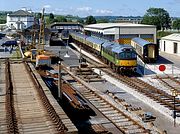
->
[5,59,67,134]
[79,48,180,112]
[156,75,180,94]
[62,68,155,134]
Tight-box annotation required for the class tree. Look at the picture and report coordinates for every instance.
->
[46,13,55,24]
[142,8,171,30]
[85,16,97,24]
[56,16,67,22]
[97,19,109,23]
[36,13,42,19]
[49,13,54,20]
[172,19,180,31]
[77,18,84,24]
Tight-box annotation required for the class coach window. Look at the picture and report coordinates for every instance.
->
[174,42,178,54]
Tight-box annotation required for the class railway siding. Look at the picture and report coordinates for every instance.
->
[93,68,180,125]
[28,63,78,133]
[0,63,8,134]
[63,67,163,134]
[11,63,58,133]
[2,60,78,134]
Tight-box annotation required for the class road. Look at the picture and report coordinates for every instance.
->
[159,51,180,68]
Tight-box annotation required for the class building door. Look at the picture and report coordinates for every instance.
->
[164,41,166,51]
[174,42,178,53]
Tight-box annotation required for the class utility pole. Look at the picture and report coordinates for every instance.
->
[58,51,62,100]
[171,89,178,127]
[38,8,45,54]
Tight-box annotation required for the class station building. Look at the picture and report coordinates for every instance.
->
[6,8,34,30]
[84,23,157,44]
[160,34,180,56]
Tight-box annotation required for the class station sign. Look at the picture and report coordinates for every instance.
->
[159,64,166,72]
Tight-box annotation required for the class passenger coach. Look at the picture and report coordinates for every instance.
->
[131,37,158,63]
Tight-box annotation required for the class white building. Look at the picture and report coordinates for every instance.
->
[84,23,157,44]
[6,9,34,30]
[160,34,180,56]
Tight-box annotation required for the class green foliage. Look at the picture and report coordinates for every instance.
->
[46,13,55,24]
[11,48,21,59]
[56,16,67,22]
[49,13,54,20]
[142,8,171,30]
[0,19,6,24]
[0,11,8,24]
[77,18,84,24]
[97,19,109,23]
[36,13,42,19]
[157,31,172,39]
[85,16,97,24]
[173,19,180,30]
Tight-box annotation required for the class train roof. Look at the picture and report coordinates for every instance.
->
[71,32,88,39]
[86,36,105,45]
[102,41,114,48]
[112,44,133,53]
[102,42,133,53]
[132,37,153,47]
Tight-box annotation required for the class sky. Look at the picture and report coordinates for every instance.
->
[0,0,180,17]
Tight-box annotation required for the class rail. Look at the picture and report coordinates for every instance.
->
[5,59,19,134]
[5,59,68,133]
[24,61,68,133]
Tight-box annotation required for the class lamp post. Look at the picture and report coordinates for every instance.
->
[58,50,70,100]
[171,89,178,127]
[58,51,62,100]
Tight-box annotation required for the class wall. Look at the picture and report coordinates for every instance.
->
[6,15,34,30]
[160,39,180,55]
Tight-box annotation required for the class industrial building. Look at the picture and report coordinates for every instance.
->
[84,23,157,44]
[160,33,180,55]
[6,8,34,30]
[115,17,143,24]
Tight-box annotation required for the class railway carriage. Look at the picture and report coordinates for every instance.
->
[85,36,104,55]
[70,32,87,48]
[70,32,137,73]
[131,37,157,63]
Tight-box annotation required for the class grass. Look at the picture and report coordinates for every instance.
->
[11,47,22,59]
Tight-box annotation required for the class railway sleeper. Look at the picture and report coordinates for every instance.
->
[125,129,148,134]
[91,102,108,106]
[109,116,126,120]
[102,110,119,115]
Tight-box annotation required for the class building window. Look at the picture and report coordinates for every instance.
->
[164,41,166,51]
[174,42,178,53]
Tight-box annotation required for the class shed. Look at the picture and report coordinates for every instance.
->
[160,34,180,55]
[84,23,156,44]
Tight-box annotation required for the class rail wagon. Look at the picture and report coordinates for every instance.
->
[131,37,157,63]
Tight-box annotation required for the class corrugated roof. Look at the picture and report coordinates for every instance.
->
[161,33,180,41]
[132,37,151,47]
[85,23,155,29]
[9,10,33,17]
